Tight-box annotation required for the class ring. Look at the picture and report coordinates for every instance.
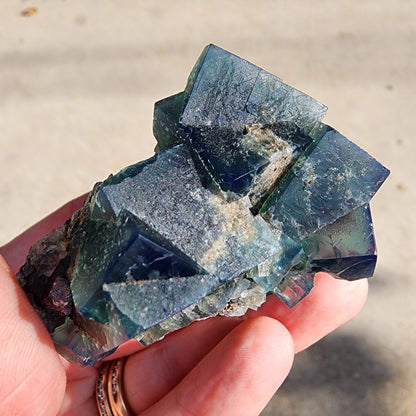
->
[96,357,132,416]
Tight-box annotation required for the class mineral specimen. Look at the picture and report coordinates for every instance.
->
[17,44,389,366]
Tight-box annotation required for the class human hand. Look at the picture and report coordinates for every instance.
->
[0,197,368,415]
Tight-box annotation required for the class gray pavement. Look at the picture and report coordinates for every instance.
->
[1,1,415,414]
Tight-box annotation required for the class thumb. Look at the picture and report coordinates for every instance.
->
[0,256,66,416]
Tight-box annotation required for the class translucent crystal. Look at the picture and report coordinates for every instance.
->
[17,44,389,365]
[260,126,390,241]
[178,44,327,133]
[301,204,377,279]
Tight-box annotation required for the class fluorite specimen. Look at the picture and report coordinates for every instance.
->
[17,44,389,365]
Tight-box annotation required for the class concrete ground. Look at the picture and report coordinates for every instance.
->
[1,1,415,414]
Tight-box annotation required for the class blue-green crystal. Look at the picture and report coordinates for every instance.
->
[178,44,327,133]
[183,123,312,206]
[153,92,186,153]
[17,44,389,366]
[301,205,377,280]
[246,234,304,293]
[96,145,281,282]
[260,127,390,241]
[273,268,316,308]
[103,273,221,337]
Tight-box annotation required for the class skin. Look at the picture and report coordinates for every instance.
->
[0,197,368,416]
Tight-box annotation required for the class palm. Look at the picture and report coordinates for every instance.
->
[0,198,368,415]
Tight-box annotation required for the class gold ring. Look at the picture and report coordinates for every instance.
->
[96,357,132,416]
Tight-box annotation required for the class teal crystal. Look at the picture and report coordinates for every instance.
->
[260,126,389,241]
[301,204,377,279]
[17,45,389,365]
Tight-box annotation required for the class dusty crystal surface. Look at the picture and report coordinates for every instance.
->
[17,44,389,365]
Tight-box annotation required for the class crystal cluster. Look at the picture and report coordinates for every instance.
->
[17,45,389,365]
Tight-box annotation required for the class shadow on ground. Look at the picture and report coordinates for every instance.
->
[262,334,393,416]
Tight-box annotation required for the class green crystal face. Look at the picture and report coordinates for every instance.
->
[17,44,389,365]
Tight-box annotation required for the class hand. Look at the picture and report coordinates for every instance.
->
[0,197,368,415]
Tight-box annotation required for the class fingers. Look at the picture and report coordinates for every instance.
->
[0,256,66,415]
[140,317,293,416]
[58,359,98,416]
[123,272,367,413]
[249,272,369,352]
[124,316,244,412]
[0,195,86,273]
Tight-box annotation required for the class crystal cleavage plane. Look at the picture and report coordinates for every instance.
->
[17,45,390,366]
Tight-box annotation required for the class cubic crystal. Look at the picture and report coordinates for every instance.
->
[17,44,389,365]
